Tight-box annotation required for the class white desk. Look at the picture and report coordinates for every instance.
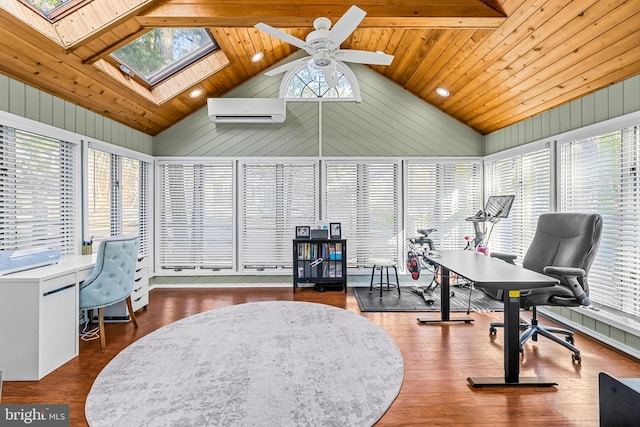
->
[0,255,96,381]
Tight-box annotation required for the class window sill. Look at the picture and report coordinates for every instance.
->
[539,305,640,360]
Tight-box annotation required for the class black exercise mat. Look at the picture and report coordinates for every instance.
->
[353,286,504,312]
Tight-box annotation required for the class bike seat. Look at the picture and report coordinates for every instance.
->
[417,228,437,237]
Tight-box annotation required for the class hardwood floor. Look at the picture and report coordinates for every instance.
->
[3,286,640,426]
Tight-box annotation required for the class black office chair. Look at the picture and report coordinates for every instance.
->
[489,212,603,363]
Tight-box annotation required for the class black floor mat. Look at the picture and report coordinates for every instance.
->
[353,285,504,312]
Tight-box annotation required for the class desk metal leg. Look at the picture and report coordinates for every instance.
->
[467,290,557,388]
[417,266,473,324]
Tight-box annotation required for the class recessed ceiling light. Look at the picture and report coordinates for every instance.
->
[436,87,450,97]
[251,51,264,62]
[189,88,203,98]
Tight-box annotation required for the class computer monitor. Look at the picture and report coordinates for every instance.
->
[484,195,515,219]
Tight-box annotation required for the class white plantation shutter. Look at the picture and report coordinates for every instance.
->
[0,125,76,255]
[485,146,551,260]
[559,125,640,317]
[241,161,317,269]
[323,161,399,267]
[158,161,234,270]
[405,161,482,251]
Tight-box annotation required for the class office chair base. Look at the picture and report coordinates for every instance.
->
[467,376,557,388]
[489,320,581,363]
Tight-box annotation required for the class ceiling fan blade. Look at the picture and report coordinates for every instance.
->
[264,57,310,76]
[326,5,366,47]
[255,23,307,50]
[336,49,394,66]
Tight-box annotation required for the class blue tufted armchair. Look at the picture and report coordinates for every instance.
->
[80,235,139,349]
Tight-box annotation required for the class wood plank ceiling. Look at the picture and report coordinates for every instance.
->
[0,0,638,137]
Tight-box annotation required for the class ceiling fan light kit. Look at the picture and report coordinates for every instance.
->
[255,5,394,88]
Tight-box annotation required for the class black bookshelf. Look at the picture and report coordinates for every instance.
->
[293,239,347,293]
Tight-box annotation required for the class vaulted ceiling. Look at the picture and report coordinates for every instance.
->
[0,0,638,137]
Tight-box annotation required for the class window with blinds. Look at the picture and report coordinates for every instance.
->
[87,148,150,257]
[241,161,318,270]
[323,161,399,267]
[0,125,76,255]
[405,161,482,251]
[484,146,551,260]
[559,125,640,317]
[87,150,111,241]
[158,161,234,271]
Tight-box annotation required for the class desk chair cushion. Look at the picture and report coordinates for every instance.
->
[520,213,602,308]
[79,235,139,311]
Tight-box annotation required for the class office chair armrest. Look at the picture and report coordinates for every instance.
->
[490,252,517,265]
[543,266,591,306]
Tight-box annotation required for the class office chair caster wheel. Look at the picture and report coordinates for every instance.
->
[565,335,575,345]
[489,326,497,335]
[572,353,581,364]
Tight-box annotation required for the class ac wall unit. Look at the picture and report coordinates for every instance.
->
[207,98,286,123]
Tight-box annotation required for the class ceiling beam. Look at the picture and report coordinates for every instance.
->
[138,2,506,29]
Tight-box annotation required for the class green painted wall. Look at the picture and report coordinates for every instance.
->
[0,74,153,154]
[154,64,483,157]
[484,75,640,155]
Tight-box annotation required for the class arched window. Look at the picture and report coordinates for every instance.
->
[279,61,361,102]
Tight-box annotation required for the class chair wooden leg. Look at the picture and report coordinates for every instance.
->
[126,296,138,329]
[87,309,93,325]
[98,308,106,349]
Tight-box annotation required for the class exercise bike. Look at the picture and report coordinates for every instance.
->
[406,195,515,304]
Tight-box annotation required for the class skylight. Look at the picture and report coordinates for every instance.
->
[22,0,85,20]
[111,28,219,87]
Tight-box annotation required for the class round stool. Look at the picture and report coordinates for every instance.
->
[369,259,400,298]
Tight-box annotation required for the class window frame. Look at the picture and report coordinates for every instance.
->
[279,60,362,103]
[108,28,220,89]
[84,140,153,259]
[0,110,82,257]
[20,0,92,22]
[483,141,553,261]
[556,116,640,318]
[483,111,640,333]
[323,158,401,269]
[239,159,319,273]
[155,158,235,273]
[404,158,483,255]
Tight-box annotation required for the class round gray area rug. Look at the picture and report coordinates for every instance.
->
[86,301,404,426]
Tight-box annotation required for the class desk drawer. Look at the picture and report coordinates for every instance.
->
[41,273,76,296]
[132,292,149,312]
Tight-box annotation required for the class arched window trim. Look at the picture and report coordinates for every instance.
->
[279,60,362,103]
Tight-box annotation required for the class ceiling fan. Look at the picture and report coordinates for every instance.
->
[255,5,394,87]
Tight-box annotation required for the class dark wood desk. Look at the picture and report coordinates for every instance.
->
[420,250,560,387]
